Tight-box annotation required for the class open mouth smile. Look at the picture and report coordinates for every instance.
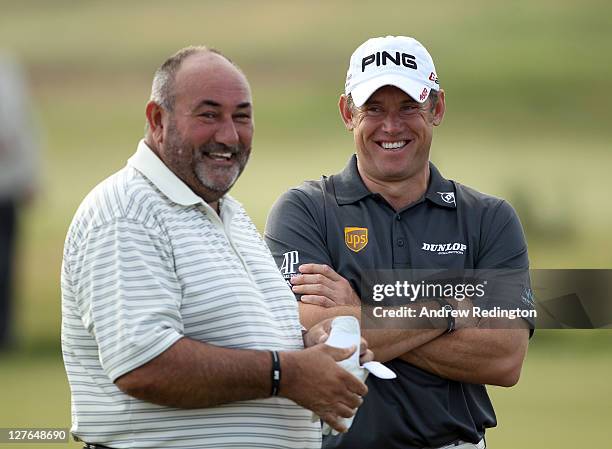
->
[205,152,234,161]
[376,140,411,151]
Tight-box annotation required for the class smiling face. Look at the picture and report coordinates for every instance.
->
[340,85,445,189]
[146,51,253,206]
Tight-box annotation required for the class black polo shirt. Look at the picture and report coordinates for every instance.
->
[264,154,531,449]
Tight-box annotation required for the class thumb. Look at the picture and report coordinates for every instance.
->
[328,345,357,362]
[317,332,329,344]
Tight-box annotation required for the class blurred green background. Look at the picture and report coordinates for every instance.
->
[0,0,610,448]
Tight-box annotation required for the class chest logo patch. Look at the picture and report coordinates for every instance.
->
[345,227,368,252]
[437,191,456,205]
[422,242,466,255]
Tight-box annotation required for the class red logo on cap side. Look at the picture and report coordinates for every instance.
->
[420,88,428,101]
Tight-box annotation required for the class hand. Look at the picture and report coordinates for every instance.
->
[280,344,368,433]
[302,318,334,348]
[358,341,375,365]
[291,264,361,307]
[303,318,375,365]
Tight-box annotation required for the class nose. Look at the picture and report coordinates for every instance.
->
[381,112,403,135]
[215,117,240,146]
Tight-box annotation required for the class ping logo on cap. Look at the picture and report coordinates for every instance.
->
[361,51,417,72]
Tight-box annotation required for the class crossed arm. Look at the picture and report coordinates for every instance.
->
[399,324,528,386]
[293,263,530,387]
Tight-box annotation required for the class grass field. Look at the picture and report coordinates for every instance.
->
[0,1,611,448]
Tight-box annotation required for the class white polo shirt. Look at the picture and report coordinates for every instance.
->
[61,140,321,448]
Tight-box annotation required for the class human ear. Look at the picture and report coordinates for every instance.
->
[338,95,355,131]
[145,101,166,144]
[432,90,446,126]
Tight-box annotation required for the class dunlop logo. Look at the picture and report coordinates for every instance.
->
[344,227,368,253]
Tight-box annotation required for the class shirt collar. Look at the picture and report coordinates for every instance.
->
[332,153,456,209]
[128,140,202,206]
[424,162,457,209]
[332,154,373,205]
[127,140,241,218]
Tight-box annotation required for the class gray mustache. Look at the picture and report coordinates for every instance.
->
[199,142,242,154]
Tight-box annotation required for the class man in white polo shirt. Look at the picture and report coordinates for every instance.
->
[61,46,369,449]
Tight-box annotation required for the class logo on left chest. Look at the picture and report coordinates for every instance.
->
[344,227,368,252]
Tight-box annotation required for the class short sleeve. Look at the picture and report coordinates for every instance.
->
[264,188,333,294]
[476,200,528,270]
[475,200,535,332]
[69,218,184,381]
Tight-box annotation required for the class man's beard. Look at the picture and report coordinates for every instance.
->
[193,141,248,194]
[164,121,250,198]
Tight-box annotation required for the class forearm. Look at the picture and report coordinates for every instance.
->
[299,302,445,362]
[115,333,369,436]
[115,337,272,408]
[400,324,529,386]
[299,302,360,328]
[365,328,445,362]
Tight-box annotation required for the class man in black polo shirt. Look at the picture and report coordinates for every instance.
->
[264,36,533,449]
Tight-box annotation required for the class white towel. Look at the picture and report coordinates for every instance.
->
[319,316,396,435]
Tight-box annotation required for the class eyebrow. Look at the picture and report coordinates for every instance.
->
[194,99,252,109]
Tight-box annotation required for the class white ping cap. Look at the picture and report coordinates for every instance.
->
[345,35,440,106]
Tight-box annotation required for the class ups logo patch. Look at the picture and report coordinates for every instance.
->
[344,227,368,253]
